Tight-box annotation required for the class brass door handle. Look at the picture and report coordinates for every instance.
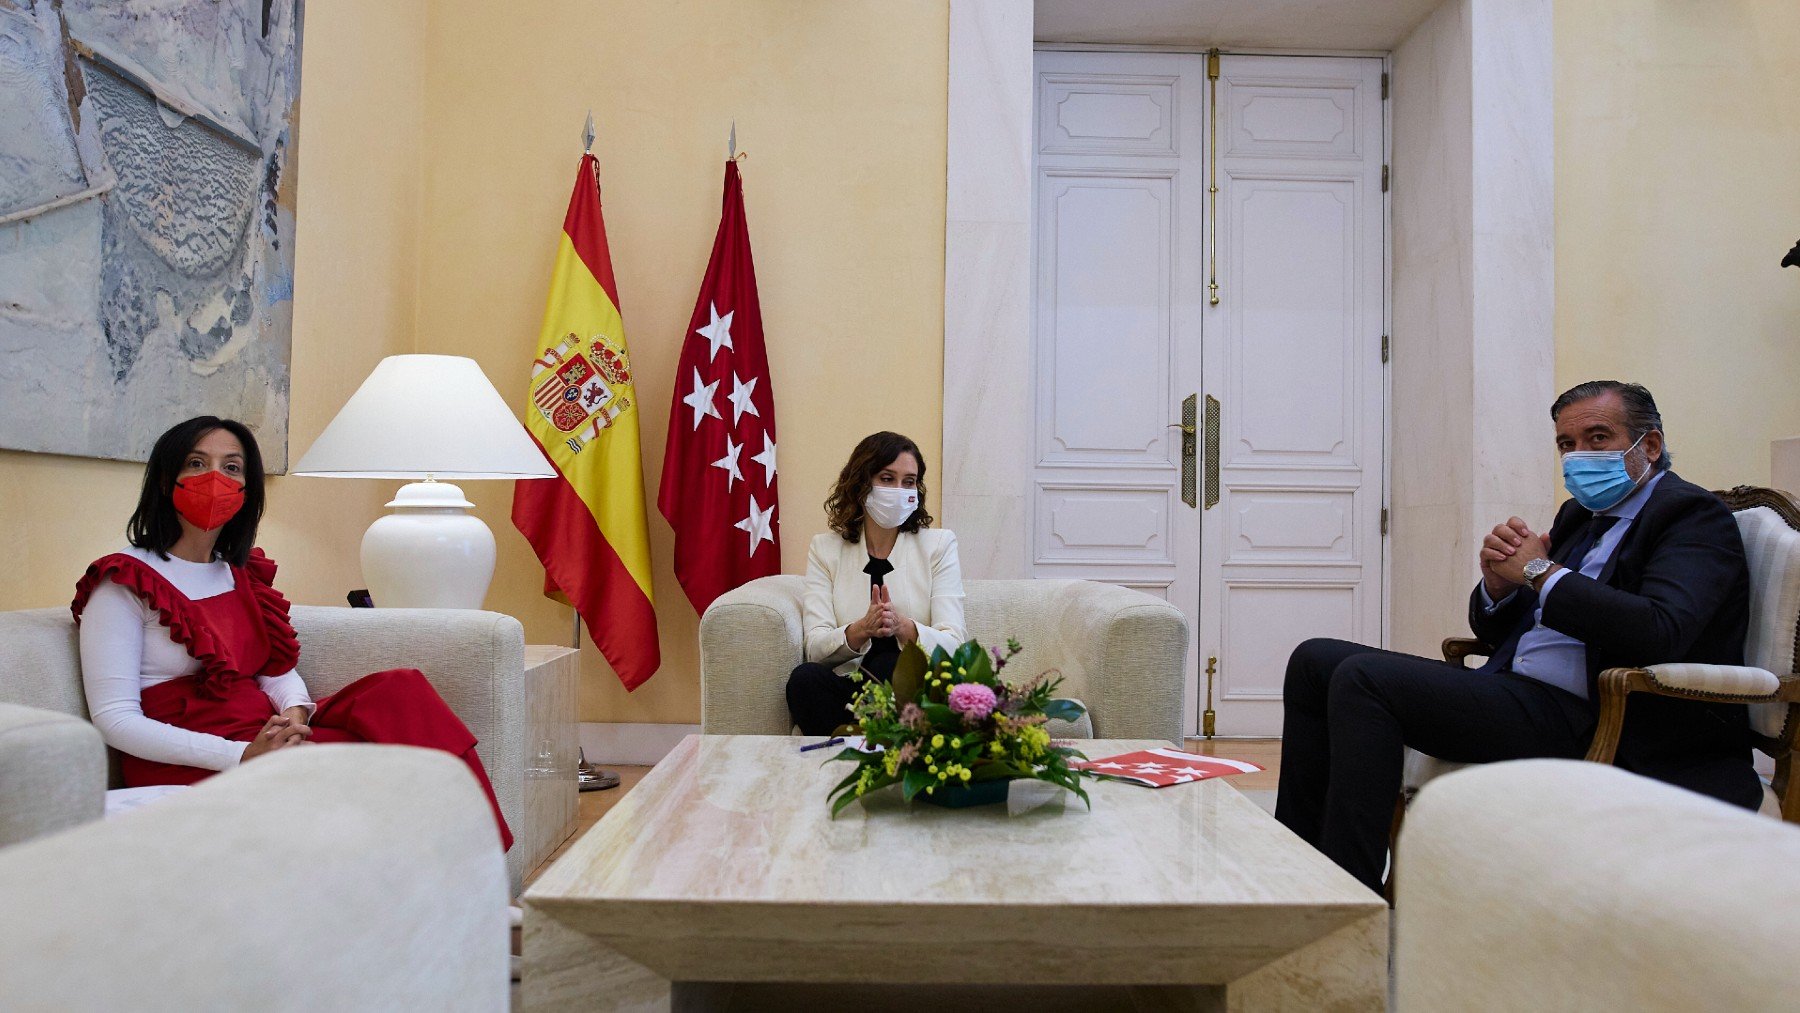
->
[1203,395,1221,509]
[1179,394,1197,508]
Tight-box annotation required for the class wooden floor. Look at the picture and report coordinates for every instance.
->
[521,739,1282,889]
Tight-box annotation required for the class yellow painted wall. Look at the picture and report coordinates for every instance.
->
[1556,1,1800,490]
[415,2,950,722]
[0,0,429,613]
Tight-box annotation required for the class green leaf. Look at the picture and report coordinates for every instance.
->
[831,791,861,817]
[1041,698,1085,723]
[901,767,932,802]
[919,702,955,725]
[891,644,929,707]
[827,767,864,797]
[965,647,995,684]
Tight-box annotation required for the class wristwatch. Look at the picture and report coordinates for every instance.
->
[1521,557,1554,589]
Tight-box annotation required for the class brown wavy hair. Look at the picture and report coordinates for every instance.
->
[824,432,933,543]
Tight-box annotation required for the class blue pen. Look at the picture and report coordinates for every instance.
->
[800,736,845,753]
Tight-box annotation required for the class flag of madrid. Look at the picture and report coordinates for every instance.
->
[658,160,779,611]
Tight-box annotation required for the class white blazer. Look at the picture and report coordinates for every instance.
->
[803,528,966,675]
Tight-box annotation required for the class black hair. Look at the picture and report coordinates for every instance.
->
[128,416,266,566]
[1550,380,1673,471]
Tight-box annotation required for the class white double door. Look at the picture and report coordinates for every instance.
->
[1031,51,1387,736]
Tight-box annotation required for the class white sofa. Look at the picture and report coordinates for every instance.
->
[1396,759,1800,1010]
[699,576,1189,743]
[0,604,531,893]
[0,744,509,1010]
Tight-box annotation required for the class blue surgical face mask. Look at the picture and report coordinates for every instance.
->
[1561,432,1648,512]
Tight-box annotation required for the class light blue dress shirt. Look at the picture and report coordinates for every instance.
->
[1482,470,1666,699]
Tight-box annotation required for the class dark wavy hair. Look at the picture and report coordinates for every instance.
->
[128,416,266,566]
[824,432,933,543]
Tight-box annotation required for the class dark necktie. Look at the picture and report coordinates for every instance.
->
[1554,514,1620,570]
[1481,514,1619,674]
[861,557,899,682]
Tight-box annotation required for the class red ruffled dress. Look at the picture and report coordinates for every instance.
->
[72,549,513,851]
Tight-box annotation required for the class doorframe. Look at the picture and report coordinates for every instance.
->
[941,0,1555,691]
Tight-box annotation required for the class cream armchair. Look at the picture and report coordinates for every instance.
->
[1405,486,1800,822]
[0,604,533,893]
[700,576,1188,743]
[0,744,509,1010]
[1396,759,1800,1010]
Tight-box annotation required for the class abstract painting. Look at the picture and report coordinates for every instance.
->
[0,0,303,470]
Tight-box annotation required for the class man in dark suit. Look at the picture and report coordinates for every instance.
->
[1276,380,1762,893]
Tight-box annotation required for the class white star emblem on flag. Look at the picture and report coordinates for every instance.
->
[750,432,777,484]
[682,368,721,430]
[712,434,743,491]
[735,495,776,555]
[696,302,734,362]
[728,373,760,425]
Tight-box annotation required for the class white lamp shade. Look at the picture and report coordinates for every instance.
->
[292,354,556,479]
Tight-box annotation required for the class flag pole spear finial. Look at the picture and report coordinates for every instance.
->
[583,110,595,153]
[728,120,736,160]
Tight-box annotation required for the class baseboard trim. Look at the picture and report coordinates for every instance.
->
[579,722,700,766]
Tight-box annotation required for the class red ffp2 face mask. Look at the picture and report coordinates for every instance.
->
[172,471,246,531]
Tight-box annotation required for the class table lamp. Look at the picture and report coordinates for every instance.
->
[292,354,555,608]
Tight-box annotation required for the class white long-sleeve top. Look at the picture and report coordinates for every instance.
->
[77,547,314,772]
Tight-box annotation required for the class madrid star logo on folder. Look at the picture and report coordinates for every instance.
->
[1073,747,1264,787]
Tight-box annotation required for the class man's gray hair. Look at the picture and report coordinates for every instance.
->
[1550,380,1673,471]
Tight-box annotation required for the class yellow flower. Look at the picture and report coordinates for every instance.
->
[928,763,938,774]
[956,666,967,676]
[883,751,901,777]
[951,737,962,748]
[990,742,1004,755]
[959,769,972,782]
[931,734,945,748]
[937,770,948,780]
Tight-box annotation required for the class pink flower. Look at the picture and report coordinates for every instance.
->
[947,682,998,721]
[900,703,927,730]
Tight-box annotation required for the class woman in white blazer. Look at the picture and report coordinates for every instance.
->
[788,432,966,734]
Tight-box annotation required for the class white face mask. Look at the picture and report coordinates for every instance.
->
[863,486,919,530]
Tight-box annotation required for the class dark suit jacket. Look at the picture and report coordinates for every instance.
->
[1467,470,1761,810]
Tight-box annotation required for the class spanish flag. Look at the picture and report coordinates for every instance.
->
[512,153,660,688]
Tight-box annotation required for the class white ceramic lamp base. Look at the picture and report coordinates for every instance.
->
[360,481,497,609]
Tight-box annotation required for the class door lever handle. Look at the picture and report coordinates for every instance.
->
[1179,395,1197,508]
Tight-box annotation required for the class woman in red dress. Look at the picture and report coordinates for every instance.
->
[72,415,512,851]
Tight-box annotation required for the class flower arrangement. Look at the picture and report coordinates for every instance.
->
[826,638,1091,816]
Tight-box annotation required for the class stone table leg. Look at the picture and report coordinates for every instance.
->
[1224,910,1389,1012]
[523,909,670,1013]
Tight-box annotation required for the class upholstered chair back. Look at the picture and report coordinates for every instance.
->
[1729,497,1800,739]
[0,608,89,721]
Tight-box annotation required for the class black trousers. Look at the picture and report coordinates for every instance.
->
[1274,638,1596,894]
[786,663,862,736]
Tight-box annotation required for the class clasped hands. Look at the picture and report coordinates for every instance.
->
[849,585,919,649]
[1480,516,1556,599]
[240,706,313,762]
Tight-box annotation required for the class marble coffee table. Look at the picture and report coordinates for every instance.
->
[524,735,1385,1012]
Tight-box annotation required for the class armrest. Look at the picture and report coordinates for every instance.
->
[289,605,525,890]
[0,745,508,1007]
[1053,581,1187,744]
[1441,638,1492,667]
[0,703,105,848]
[699,576,806,734]
[1644,663,1785,698]
[1397,759,1800,1010]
